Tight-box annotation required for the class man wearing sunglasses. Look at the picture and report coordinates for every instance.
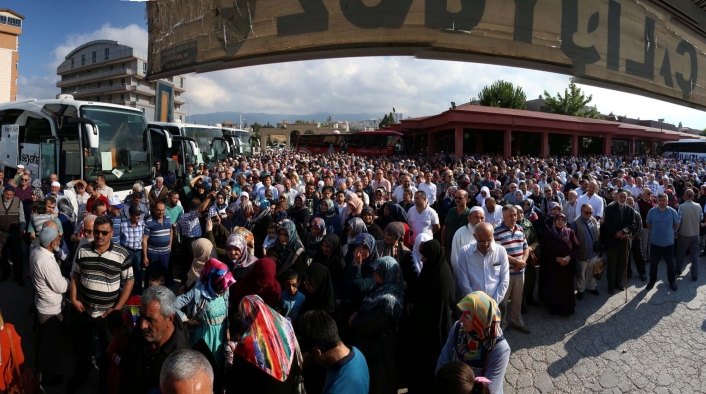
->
[69,215,134,392]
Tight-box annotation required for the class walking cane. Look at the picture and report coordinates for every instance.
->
[624,236,631,303]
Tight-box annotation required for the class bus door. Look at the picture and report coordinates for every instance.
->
[0,124,20,172]
[149,126,173,174]
[211,137,230,162]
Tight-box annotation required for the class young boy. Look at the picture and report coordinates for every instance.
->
[281,270,306,322]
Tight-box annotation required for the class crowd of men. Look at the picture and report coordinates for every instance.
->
[1,150,704,393]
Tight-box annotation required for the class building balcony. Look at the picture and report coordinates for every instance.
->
[72,84,133,96]
[57,68,136,88]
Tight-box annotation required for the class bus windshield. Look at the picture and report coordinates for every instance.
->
[183,126,216,163]
[81,105,150,185]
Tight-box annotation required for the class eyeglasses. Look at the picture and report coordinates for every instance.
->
[93,229,111,237]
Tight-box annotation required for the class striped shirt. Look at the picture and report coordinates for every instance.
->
[73,242,133,318]
[120,219,146,250]
[176,210,202,238]
[493,223,528,276]
[111,216,123,244]
[144,217,172,255]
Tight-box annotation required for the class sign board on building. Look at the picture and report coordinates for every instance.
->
[147,0,705,109]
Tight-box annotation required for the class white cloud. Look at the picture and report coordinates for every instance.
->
[16,75,59,101]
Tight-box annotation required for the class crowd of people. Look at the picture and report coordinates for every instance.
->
[0,150,704,394]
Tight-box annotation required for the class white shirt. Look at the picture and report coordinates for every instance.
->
[392,185,417,203]
[456,242,510,304]
[407,205,439,238]
[450,224,476,275]
[418,182,438,206]
[30,245,69,316]
[483,206,503,227]
[576,192,605,219]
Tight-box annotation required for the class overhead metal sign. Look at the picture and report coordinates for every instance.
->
[147,0,705,109]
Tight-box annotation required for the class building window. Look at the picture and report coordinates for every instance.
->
[107,95,112,102]
[92,51,96,63]
[121,78,125,85]
[71,58,74,68]
[96,96,100,101]
[110,64,114,71]
[120,94,125,101]
[97,82,101,88]
[109,80,113,87]
[104,48,109,60]
[121,63,126,70]
[180,78,184,88]
[81,55,85,66]
[143,62,147,73]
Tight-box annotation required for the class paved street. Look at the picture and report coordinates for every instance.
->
[504,260,706,393]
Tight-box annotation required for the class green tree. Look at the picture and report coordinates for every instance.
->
[477,80,527,109]
[378,112,395,128]
[542,81,600,118]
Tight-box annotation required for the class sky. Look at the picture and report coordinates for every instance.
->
[5,0,706,130]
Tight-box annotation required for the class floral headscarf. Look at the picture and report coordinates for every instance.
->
[353,233,379,267]
[232,226,256,256]
[235,295,300,382]
[455,291,503,366]
[227,233,256,270]
[275,219,305,264]
[198,258,235,300]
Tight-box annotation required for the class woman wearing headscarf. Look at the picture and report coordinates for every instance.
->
[299,262,336,314]
[340,192,364,224]
[223,233,258,280]
[226,295,304,394]
[361,206,384,241]
[402,239,455,393]
[350,256,404,394]
[342,233,380,312]
[317,198,342,238]
[186,238,216,290]
[305,217,326,259]
[376,222,412,269]
[270,219,307,278]
[539,213,579,315]
[437,291,511,394]
[476,186,491,208]
[343,217,368,261]
[376,202,412,248]
[314,234,346,299]
[230,258,282,310]
[248,201,274,258]
[411,233,433,283]
[287,194,311,242]
[174,258,235,369]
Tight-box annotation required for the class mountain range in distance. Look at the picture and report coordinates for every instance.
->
[187,111,389,126]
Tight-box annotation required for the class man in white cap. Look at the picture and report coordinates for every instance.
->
[12,164,26,185]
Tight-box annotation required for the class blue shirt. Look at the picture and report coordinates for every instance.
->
[144,217,172,255]
[647,206,680,247]
[281,291,305,321]
[120,219,146,250]
[324,346,370,394]
[176,210,202,238]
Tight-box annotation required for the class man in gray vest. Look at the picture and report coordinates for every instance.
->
[0,185,26,285]
[676,188,702,280]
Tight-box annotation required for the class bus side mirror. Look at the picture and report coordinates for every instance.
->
[85,124,99,149]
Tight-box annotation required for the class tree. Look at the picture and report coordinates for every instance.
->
[542,81,600,118]
[477,80,527,109]
[378,111,395,128]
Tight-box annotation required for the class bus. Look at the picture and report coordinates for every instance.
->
[660,139,706,161]
[295,131,405,156]
[0,95,163,199]
[149,121,231,164]
[221,126,255,156]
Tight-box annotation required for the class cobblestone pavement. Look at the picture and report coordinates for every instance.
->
[503,260,706,394]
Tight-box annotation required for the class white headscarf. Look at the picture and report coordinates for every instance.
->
[412,233,433,275]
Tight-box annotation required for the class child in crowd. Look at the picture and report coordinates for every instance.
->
[281,270,306,322]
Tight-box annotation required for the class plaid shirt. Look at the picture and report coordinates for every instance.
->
[176,210,202,238]
[120,219,146,250]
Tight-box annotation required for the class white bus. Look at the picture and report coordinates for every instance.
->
[221,126,255,156]
[660,139,706,161]
[150,121,230,164]
[0,95,166,199]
